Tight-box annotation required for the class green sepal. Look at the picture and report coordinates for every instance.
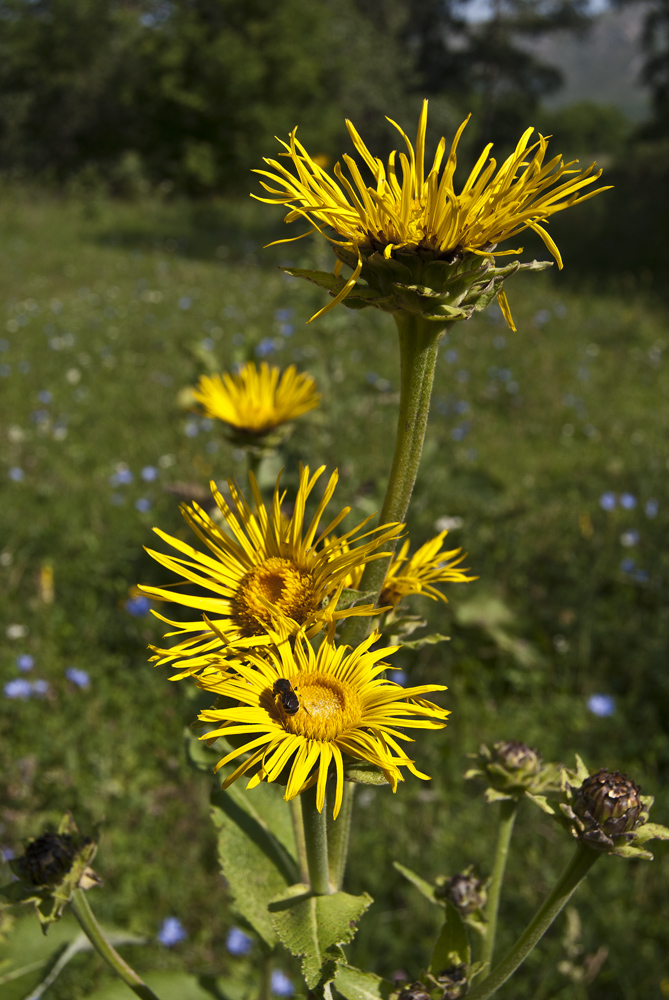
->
[268,885,372,991]
[428,901,471,976]
[211,781,299,948]
[343,760,390,786]
[334,963,395,1000]
[524,792,556,815]
[634,821,669,844]
[327,589,379,612]
[468,960,489,984]
[393,861,440,905]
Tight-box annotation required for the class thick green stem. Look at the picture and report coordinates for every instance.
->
[301,784,332,894]
[260,952,273,1000]
[480,798,520,976]
[327,782,355,891]
[71,890,163,1000]
[466,843,599,1000]
[290,796,310,884]
[341,314,448,649]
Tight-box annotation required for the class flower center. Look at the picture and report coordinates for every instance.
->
[233,557,320,635]
[283,671,362,741]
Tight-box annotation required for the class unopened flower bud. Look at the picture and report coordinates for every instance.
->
[438,872,487,915]
[435,965,467,1000]
[492,740,541,774]
[573,769,643,840]
[17,832,78,887]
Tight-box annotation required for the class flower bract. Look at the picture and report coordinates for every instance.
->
[255,100,609,325]
[197,628,450,817]
[141,466,402,678]
[193,361,319,436]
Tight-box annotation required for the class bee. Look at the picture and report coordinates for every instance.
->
[273,677,300,715]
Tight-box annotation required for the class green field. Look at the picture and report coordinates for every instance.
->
[1,190,668,999]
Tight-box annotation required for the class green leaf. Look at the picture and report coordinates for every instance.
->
[334,963,395,1000]
[428,901,470,976]
[400,633,450,650]
[211,781,299,948]
[524,792,556,815]
[269,887,372,990]
[184,728,222,774]
[635,822,669,844]
[330,589,378,612]
[392,862,438,906]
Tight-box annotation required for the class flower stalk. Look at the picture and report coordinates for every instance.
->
[327,782,355,891]
[480,798,520,976]
[466,843,599,999]
[301,785,332,895]
[71,889,163,1000]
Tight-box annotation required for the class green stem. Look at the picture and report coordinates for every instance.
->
[341,314,448,649]
[290,795,310,884]
[260,951,272,1000]
[466,843,600,1000]
[327,782,355,891]
[480,798,520,976]
[71,890,163,1000]
[301,784,332,894]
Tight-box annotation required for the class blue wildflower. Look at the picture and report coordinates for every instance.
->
[4,678,32,699]
[126,594,151,617]
[66,667,90,689]
[110,467,134,486]
[587,694,615,718]
[255,337,276,358]
[141,466,159,482]
[184,420,199,437]
[135,498,152,513]
[16,654,34,672]
[226,927,253,956]
[31,679,49,696]
[645,498,659,519]
[178,296,192,310]
[157,917,187,946]
[38,390,52,404]
[620,530,639,547]
[620,493,637,510]
[444,349,458,363]
[620,558,636,573]
[271,971,294,997]
[599,492,616,512]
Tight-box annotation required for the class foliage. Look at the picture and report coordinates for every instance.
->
[0,191,668,997]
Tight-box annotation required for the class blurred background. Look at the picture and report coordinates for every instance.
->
[2,1,669,998]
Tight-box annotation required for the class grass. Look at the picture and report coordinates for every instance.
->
[1,189,668,999]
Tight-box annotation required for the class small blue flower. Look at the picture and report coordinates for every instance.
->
[275,308,294,322]
[393,671,408,686]
[620,530,639,547]
[200,418,214,432]
[533,309,551,326]
[9,468,24,482]
[4,678,32,699]
[279,323,294,337]
[444,349,458,364]
[620,557,636,573]
[587,694,615,718]
[31,679,49,696]
[135,498,152,513]
[271,971,294,997]
[38,390,52,404]
[620,493,637,510]
[178,296,192,311]
[645,498,659,519]
[110,467,134,486]
[126,594,151,617]
[16,654,34,672]
[141,466,159,482]
[66,666,90,689]
[184,420,199,437]
[255,338,276,358]
[599,492,616,512]
[226,927,253,956]
[157,916,187,947]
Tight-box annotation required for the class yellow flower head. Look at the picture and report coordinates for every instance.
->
[326,530,474,607]
[380,531,475,608]
[140,466,402,678]
[198,628,449,818]
[193,361,320,436]
[255,100,609,325]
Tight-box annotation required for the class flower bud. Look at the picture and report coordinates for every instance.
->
[437,872,487,915]
[434,965,467,1000]
[464,740,560,807]
[16,832,79,887]
[492,740,541,774]
[573,769,643,841]
[398,981,432,1000]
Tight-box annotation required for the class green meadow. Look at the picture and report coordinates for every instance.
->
[1,190,668,998]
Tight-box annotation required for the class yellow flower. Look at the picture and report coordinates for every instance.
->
[140,466,402,678]
[254,100,608,326]
[325,530,474,607]
[380,531,475,608]
[197,628,449,817]
[193,361,319,436]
